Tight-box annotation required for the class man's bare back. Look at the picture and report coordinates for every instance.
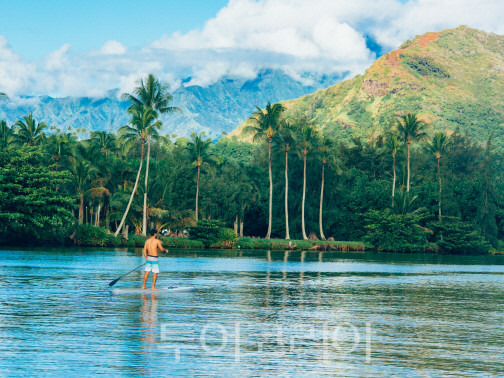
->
[142,237,166,259]
[142,230,168,290]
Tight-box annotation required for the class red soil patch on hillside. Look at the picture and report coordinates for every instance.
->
[384,32,440,67]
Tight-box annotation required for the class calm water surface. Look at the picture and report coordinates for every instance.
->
[1,248,503,376]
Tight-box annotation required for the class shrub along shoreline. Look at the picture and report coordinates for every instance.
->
[68,223,494,255]
[72,225,365,251]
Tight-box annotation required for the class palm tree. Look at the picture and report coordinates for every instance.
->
[273,121,296,240]
[0,120,14,148]
[46,132,76,170]
[297,124,318,240]
[122,74,181,235]
[90,131,117,157]
[385,133,403,206]
[245,101,285,239]
[69,160,96,224]
[318,136,340,240]
[396,113,427,192]
[427,132,449,222]
[185,132,218,222]
[14,113,48,146]
[114,105,159,237]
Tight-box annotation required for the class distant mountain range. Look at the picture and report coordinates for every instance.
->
[230,26,504,149]
[0,69,342,139]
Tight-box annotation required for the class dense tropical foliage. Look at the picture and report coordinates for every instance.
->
[1,74,503,254]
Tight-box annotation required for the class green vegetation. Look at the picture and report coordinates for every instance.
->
[402,55,450,78]
[0,147,75,245]
[1,44,503,255]
[188,220,237,248]
[257,26,504,150]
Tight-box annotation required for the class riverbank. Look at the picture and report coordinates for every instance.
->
[136,236,365,252]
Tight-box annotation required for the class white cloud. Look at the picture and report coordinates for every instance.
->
[100,40,127,55]
[1,0,504,97]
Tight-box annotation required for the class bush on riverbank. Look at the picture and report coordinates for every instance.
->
[188,220,238,248]
[429,218,491,254]
[236,237,365,251]
[74,224,121,247]
[363,209,430,252]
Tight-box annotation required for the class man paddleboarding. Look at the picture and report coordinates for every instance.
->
[142,229,168,290]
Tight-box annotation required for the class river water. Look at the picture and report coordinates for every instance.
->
[1,248,503,376]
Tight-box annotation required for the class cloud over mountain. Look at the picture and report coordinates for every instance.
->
[0,0,503,98]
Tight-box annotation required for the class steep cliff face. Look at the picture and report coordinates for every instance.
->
[0,70,341,139]
[232,26,504,148]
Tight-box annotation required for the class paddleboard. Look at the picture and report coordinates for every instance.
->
[112,286,196,294]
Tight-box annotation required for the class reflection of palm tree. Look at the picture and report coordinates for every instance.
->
[245,102,285,239]
[186,132,217,222]
[396,113,427,192]
[427,132,449,222]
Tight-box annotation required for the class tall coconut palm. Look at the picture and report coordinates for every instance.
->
[121,74,181,235]
[185,132,218,222]
[245,101,285,239]
[385,133,403,206]
[114,105,159,237]
[14,113,48,146]
[0,120,14,148]
[297,124,318,240]
[427,132,449,222]
[396,113,427,192]
[273,121,296,240]
[318,136,340,240]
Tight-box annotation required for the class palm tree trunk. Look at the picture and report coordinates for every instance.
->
[142,135,151,236]
[105,205,110,231]
[284,149,290,240]
[438,157,442,222]
[195,164,201,222]
[301,151,308,240]
[266,138,273,239]
[234,215,238,234]
[392,155,396,207]
[79,195,84,224]
[240,218,244,238]
[407,142,411,193]
[319,163,326,241]
[96,203,101,226]
[114,142,145,237]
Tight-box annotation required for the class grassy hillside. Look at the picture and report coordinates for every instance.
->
[230,26,504,148]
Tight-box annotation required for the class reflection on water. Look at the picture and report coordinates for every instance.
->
[1,248,504,376]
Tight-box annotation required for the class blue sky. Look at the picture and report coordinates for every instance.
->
[0,0,228,60]
[0,0,502,97]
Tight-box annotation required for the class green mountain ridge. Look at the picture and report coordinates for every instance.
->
[232,26,504,148]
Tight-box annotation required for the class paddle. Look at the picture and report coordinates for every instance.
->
[108,262,146,287]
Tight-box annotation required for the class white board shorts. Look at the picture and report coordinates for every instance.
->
[145,256,160,273]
